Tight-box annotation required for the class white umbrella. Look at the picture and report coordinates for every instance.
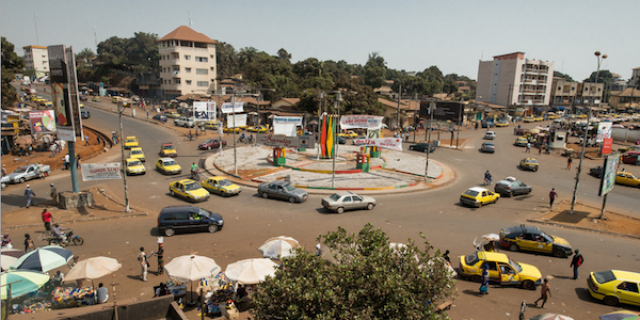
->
[10,245,73,272]
[164,255,221,282]
[258,237,300,259]
[482,233,500,241]
[1,249,25,271]
[64,257,122,282]
[225,258,279,285]
[529,314,574,320]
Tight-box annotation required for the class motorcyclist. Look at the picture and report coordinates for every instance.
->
[190,162,198,179]
[240,132,246,142]
[248,134,255,143]
[52,224,69,244]
[484,170,492,185]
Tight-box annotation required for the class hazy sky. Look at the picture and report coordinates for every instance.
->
[2,0,638,81]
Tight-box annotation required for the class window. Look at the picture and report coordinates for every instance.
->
[197,81,209,87]
[196,68,208,75]
[210,54,214,58]
[185,55,191,60]
[174,79,181,84]
[617,282,639,293]
[210,67,214,71]
[175,212,189,221]
[186,80,192,85]
[185,68,191,73]
[196,56,208,62]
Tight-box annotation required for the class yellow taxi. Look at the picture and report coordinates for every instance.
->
[533,116,544,122]
[202,176,241,197]
[246,125,269,133]
[156,157,182,175]
[203,120,218,130]
[587,270,640,306]
[223,126,242,133]
[547,113,559,120]
[576,114,588,119]
[495,120,509,127]
[615,172,640,187]
[129,147,145,162]
[458,251,542,290]
[165,112,181,119]
[338,130,358,138]
[125,158,146,176]
[523,117,536,123]
[124,136,139,149]
[499,225,574,258]
[514,137,529,147]
[460,187,500,208]
[38,99,49,106]
[519,158,539,172]
[44,101,53,107]
[169,179,210,203]
[92,96,101,102]
[160,143,177,157]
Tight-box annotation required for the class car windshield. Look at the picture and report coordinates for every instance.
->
[218,179,232,187]
[131,150,143,155]
[204,139,214,144]
[197,208,214,218]
[463,190,480,197]
[284,184,296,191]
[465,253,479,265]
[163,145,175,150]
[164,160,177,166]
[184,182,201,191]
[128,160,142,166]
[593,270,616,284]
[484,143,494,146]
[14,166,28,173]
[126,139,136,143]
[528,160,538,164]
[508,257,523,273]
[329,194,341,201]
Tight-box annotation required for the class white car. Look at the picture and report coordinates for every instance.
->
[484,131,496,140]
[321,191,376,214]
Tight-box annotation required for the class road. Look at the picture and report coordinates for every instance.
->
[2,99,640,319]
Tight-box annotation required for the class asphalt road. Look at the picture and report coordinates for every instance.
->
[2,99,640,319]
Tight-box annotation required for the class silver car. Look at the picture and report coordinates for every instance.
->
[257,181,308,203]
[494,177,532,197]
[321,191,376,213]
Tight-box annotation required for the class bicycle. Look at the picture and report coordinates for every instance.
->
[483,178,492,186]
[190,170,201,181]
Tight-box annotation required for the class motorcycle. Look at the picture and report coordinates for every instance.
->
[190,169,201,181]
[48,230,84,246]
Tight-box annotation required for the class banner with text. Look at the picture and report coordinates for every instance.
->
[81,162,121,181]
[227,113,247,128]
[221,102,244,114]
[257,134,316,149]
[339,115,384,129]
[273,116,302,137]
[29,110,57,135]
[352,138,403,151]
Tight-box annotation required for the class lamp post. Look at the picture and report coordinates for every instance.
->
[570,51,607,214]
[118,102,130,212]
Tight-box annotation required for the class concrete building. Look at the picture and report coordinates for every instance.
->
[158,26,217,99]
[476,52,554,111]
[22,45,50,78]
[550,78,605,111]
[629,67,640,88]
[609,87,640,111]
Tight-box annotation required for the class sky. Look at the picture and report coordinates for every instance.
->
[2,0,638,82]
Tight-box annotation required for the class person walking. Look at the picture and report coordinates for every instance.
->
[549,188,558,208]
[479,265,489,295]
[156,241,164,275]
[84,134,90,146]
[534,278,551,308]
[2,164,7,176]
[96,134,101,144]
[139,247,148,282]
[570,249,584,280]
[42,208,53,231]
[567,157,573,170]
[24,233,35,252]
[526,142,531,153]
[50,183,57,205]
[24,185,36,208]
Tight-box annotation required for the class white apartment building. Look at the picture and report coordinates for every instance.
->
[476,52,554,110]
[158,26,217,99]
[23,45,50,78]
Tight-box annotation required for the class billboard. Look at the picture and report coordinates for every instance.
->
[227,113,247,128]
[339,115,384,129]
[29,110,56,135]
[352,138,403,151]
[221,102,244,114]
[48,45,80,141]
[596,122,612,143]
[598,154,619,196]
[193,101,208,120]
[419,101,463,122]
[273,116,302,137]
[81,162,122,181]
[257,134,316,149]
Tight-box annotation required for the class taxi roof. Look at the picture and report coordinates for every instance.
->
[159,157,177,162]
[611,270,640,281]
[176,179,198,184]
[208,176,229,181]
[478,251,510,264]
[126,136,137,140]
[468,187,489,192]
[130,147,143,151]
[125,158,141,163]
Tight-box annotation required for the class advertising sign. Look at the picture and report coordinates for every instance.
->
[601,138,613,155]
[48,45,79,141]
[227,113,247,128]
[221,102,244,114]
[29,110,56,135]
[80,162,121,181]
[207,100,216,121]
[273,116,302,137]
[352,138,403,151]
[596,122,612,143]
[65,46,82,138]
[419,101,463,122]
[339,115,384,129]
[257,134,316,149]
[193,101,208,120]
[599,154,619,196]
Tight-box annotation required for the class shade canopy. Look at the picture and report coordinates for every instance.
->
[225,258,279,285]
[258,236,300,259]
[10,245,73,272]
[64,257,122,281]
[1,270,50,299]
[1,249,25,271]
[164,255,221,283]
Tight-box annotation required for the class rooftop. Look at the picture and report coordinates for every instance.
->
[158,26,217,44]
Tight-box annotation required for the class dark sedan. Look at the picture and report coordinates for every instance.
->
[480,142,495,153]
[198,139,226,150]
[408,143,435,153]
[589,166,604,178]
[80,110,90,119]
[152,114,168,122]
[257,181,308,203]
[338,136,346,145]
[494,177,532,197]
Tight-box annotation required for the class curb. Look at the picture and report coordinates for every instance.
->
[526,218,640,240]
[3,212,149,230]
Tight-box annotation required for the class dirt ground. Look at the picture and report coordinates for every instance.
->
[537,201,640,238]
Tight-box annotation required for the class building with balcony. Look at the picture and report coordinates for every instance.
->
[549,78,605,112]
[158,26,217,99]
[22,45,50,78]
[629,67,640,88]
[608,87,640,111]
[476,52,554,113]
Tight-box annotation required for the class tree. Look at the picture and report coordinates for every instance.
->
[276,48,291,62]
[126,32,160,73]
[1,37,24,108]
[238,47,259,66]
[553,71,574,82]
[251,223,455,320]
[76,48,96,69]
[216,42,239,78]
[364,52,387,88]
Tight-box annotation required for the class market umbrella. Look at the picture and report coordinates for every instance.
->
[9,245,73,272]
[165,255,221,304]
[64,256,122,282]
[1,270,50,299]
[600,310,640,320]
[482,233,500,241]
[528,314,574,320]
[258,236,300,259]
[225,258,279,285]
[1,249,25,271]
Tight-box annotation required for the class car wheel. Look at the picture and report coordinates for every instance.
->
[207,146,211,150]
[603,296,619,306]
[478,202,483,208]
[510,191,514,197]
[207,225,218,233]
[367,203,374,210]
[288,197,296,203]
[494,197,499,203]
[170,190,175,196]
[527,189,532,194]
[164,228,175,237]
[522,280,535,290]
[261,192,269,199]
[552,249,567,258]
[336,207,344,214]
[533,167,538,172]
[409,146,413,150]
[19,177,26,183]
[509,244,519,252]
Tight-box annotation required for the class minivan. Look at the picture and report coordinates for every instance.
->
[157,206,224,237]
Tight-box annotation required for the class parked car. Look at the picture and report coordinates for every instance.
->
[257,181,308,203]
[481,120,494,128]
[499,224,573,258]
[621,151,640,165]
[409,142,436,153]
[152,114,168,122]
[246,125,269,133]
[459,187,500,208]
[458,251,542,290]
[156,157,182,175]
[589,166,604,178]
[165,112,181,118]
[157,206,224,237]
[79,95,88,102]
[483,131,496,140]
[169,179,210,203]
[174,117,195,128]
[1,164,51,184]
[91,96,101,102]
[494,177,532,196]
[338,130,358,139]
[519,158,539,172]
[198,139,226,150]
[480,142,495,153]
[80,110,90,119]
[587,270,640,306]
[514,137,529,147]
[201,177,241,197]
[321,191,376,213]
[495,120,509,127]
[338,136,347,145]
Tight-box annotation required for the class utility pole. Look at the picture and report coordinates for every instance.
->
[118,102,130,212]
[425,101,435,180]
[232,94,237,175]
[397,84,402,131]
[331,93,341,188]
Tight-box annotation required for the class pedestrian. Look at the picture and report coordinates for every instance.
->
[2,234,13,249]
[112,132,116,145]
[526,143,531,153]
[49,144,56,157]
[37,162,45,179]
[534,278,551,308]
[570,249,584,280]
[96,134,101,144]
[24,185,36,208]
[138,247,148,282]
[2,164,6,176]
[24,233,35,252]
[514,127,517,135]
[64,154,70,170]
[146,111,149,119]
[96,283,109,304]
[42,208,53,231]
[52,270,64,287]
[316,243,321,256]
[479,265,489,295]
[156,240,164,275]
[549,188,557,208]
[84,134,89,146]
[567,157,572,170]
[443,250,451,264]
[538,145,542,154]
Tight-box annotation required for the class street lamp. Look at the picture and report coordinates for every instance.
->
[570,51,607,214]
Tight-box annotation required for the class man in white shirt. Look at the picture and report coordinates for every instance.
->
[96,283,109,304]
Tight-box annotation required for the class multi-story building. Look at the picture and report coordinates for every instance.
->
[158,26,217,99]
[476,52,554,112]
[629,67,640,88]
[22,45,50,78]
[549,78,605,111]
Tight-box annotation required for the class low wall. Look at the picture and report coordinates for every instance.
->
[612,127,640,143]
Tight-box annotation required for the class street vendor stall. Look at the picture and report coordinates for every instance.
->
[199,272,237,315]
